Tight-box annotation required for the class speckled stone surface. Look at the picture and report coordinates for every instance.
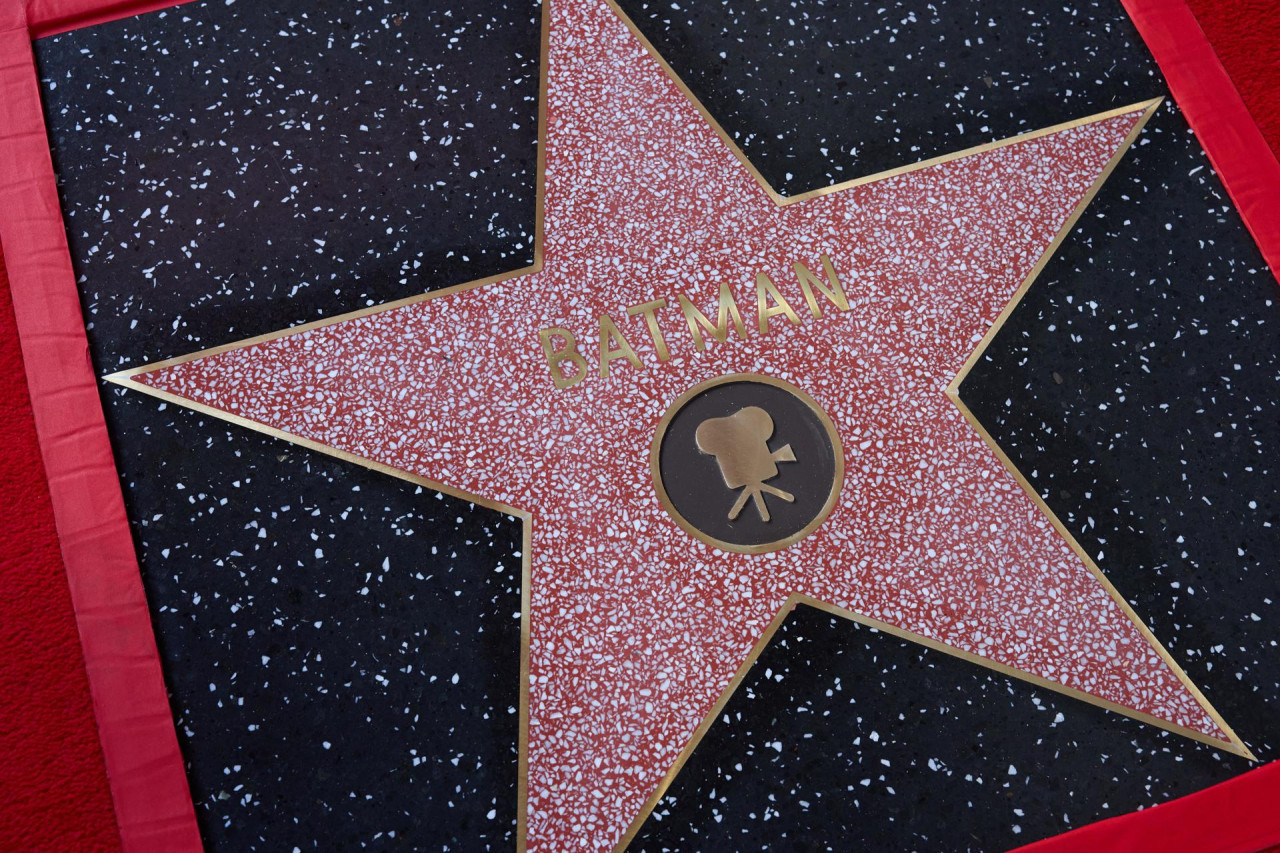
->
[121,0,1229,841]
[31,0,1277,849]
[958,97,1280,763]
[631,605,1243,852]
[119,0,1258,847]
[613,0,1165,197]
[36,0,537,847]
[101,391,523,850]
[35,0,541,369]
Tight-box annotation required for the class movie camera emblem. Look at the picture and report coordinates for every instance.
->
[651,374,843,553]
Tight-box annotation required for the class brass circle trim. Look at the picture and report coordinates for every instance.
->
[650,373,844,555]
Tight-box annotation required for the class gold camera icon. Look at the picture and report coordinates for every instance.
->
[695,406,796,522]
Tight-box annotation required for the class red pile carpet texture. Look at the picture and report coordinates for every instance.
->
[1,2,1277,850]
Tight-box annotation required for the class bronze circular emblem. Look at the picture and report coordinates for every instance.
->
[651,374,843,554]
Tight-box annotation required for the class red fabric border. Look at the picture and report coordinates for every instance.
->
[1014,762,1280,853]
[0,0,1275,851]
[0,269,119,850]
[0,1,200,851]
[26,0,196,37]
[1120,0,1280,279]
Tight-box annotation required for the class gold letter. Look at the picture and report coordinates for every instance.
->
[627,298,671,362]
[755,271,802,334]
[598,313,642,378]
[538,327,587,390]
[678,283,747,351]
[795,254,849,319]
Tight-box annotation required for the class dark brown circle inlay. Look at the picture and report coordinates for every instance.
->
[651,374,843,554]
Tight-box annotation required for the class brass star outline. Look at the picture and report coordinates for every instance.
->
[102,2,1255,850]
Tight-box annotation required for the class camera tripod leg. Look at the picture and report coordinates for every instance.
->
[759,483,794,503]
[750,488,771,522]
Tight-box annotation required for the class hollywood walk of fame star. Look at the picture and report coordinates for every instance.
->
[106,1,1252,849]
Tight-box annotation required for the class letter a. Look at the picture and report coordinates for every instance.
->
[756,271,803,334]
[598,313,643,378]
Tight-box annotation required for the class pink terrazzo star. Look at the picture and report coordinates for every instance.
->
[116,1,1247,850]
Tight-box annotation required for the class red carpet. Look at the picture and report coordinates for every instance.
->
[0,238,118,847]
[0,1,1275,849]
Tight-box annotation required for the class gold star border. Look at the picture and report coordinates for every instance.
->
[101,4,1255,851]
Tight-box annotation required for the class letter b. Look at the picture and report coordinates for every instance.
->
[539,327,588,389]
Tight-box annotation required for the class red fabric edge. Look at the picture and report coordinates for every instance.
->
[0,0,1275,851]
[1121,0,1280,278]
[1013,762,1280,853]
[26,0,198,37]
[0,1,200,851]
